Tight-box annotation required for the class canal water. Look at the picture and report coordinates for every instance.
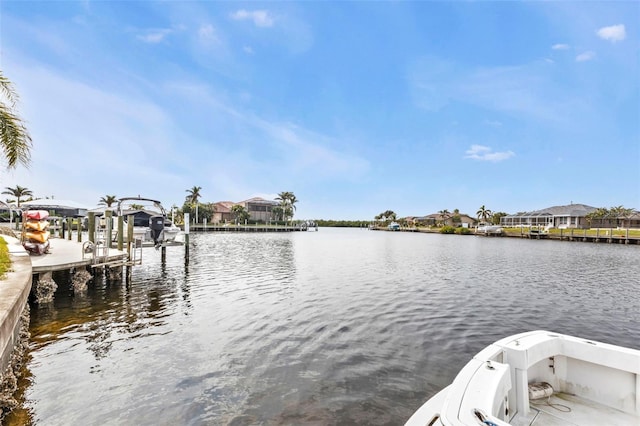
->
[8,228,640,425]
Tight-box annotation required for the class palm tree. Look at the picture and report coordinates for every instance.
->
[275,191,298,222]
[609,205,634,229]
[0,71,32,169]
[231,204,249,224]
[438,209,450,226]
[2,185,32,207]
[376,210,396,223]
[289,193,298,214]
[616,206,635,229]
[452,208,461,225]
[271,205,284,223]
[476,205,493,224]
[99,195,118,207]
[185,186,202,223]
[383,210,397,221]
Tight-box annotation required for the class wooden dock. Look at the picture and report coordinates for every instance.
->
[369,226,640,245]
[0,225,129,273]
[187,224,313,232]
[513,232,639,245]
[505,228,640,245]
[29,238,128,273]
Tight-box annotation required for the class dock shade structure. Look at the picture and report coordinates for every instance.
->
[20,199,89,218]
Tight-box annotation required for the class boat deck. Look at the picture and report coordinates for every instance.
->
[512,393,638,426]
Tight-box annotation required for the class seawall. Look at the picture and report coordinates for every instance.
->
[0,236,32,419]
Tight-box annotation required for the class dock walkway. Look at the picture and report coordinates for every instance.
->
[0,225,128,273]
[188,224,311,232]
[30,238,127,273]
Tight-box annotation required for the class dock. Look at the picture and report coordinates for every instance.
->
[29,238,127,273]
[368,226,640,244]
[187,224,314,232]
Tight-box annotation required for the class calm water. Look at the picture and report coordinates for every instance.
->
[9,228,640,425]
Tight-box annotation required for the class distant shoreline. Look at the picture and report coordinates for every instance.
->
[369,226,640,245]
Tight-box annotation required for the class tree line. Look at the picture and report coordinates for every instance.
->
[371,206,506,227]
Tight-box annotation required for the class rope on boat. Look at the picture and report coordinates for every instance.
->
[528,382,572,413]
[530,395,572,413]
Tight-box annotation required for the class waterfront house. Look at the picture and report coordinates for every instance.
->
[414,213,477,227]
[622,211,640,229]
[21,199,88,218]
[211,197,280,224]
[500,203,599,229]
[240,197,280,222]
[211,201,234,224]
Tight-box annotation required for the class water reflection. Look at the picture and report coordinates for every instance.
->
[7,230,640,425]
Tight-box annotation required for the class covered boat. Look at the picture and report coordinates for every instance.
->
[406,330,639,426]
[114,197,181,247]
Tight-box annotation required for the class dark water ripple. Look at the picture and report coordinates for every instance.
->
[8,229,640,425]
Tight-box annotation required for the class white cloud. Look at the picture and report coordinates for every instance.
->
[484,120,503,127]
[230,10,275,28]
[137,28,174,43]
[243,46,254,54]
[597,24,626,42]
[410,58,596,126]
[198,24,220,44]
[576,51,596,62]
[552,43,570,50]
[464,145,514,162]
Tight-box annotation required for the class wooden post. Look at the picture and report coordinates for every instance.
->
[105,210,113,248]
[127,214,134,258]
[88,212,95,243]
[67,217,72,240]
[117,215,124,251]
[77,218,82,242]
[184,213,190,263]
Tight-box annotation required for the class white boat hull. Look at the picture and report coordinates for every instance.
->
[406,330,640,426]
[132,225,181,244]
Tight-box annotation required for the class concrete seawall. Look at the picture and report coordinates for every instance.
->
[0,236,32,418]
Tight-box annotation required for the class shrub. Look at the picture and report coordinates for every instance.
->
[440,225,456,234]
[456,227,472,235]
[0,237,9,278]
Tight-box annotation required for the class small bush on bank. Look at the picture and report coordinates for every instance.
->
[440,225,456,234]
[0,237,9,278]
[456,227,472,235]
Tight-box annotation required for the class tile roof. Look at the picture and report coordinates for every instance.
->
[507,203,597,217]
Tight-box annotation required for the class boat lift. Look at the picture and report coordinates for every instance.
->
[82,238,142,268]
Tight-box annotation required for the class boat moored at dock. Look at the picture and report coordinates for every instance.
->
[476,224,504,235]
[406,330,640,426]
[115,197,181,247]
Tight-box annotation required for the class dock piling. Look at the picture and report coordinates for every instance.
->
[105,210,113,248]
[88,212,95,244]
[117,216,124,251]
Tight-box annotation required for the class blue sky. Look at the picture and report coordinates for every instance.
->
[1,1,638,220]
